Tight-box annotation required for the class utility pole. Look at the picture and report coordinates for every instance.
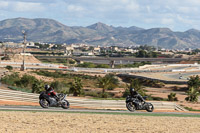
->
[20,30,26,71]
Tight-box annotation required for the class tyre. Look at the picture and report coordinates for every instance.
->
[39,99,49,108]
[146,103,154,112]
[126,102,136,112]
[61,100,70,109]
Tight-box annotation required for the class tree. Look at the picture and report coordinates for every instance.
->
[98,76,112,98]
[185,87,199,102]
[136,50,147,57]
[98,74,119,98]
[187,75,200,90]
[105,74,119,90]
[123,79,145,97]
[69,77,83,96]
[129,79,142,91]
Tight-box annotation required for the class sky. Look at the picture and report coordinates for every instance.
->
[0,0,200,31]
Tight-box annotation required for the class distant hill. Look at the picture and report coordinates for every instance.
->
[0,17,200,49]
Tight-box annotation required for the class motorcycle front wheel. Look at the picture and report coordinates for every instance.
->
[61,100,70,109]
[126,102,136,112]
[146,103,154,112]
[39,99,49,108]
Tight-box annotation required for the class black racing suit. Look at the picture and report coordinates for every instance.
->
[130,91,144,102]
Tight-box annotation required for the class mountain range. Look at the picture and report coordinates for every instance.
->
[0,17,200,49]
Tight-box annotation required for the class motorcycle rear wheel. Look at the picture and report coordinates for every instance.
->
[39,99,49,108]
[126,102,136,112]
[61,100,70,109]
[146,103,154,112]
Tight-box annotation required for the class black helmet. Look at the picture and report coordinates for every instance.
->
[130,88,135,92]
[45,84,50,91]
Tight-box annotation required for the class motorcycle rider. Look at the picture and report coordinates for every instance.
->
[44,85,60,101]
[130,88,145,103]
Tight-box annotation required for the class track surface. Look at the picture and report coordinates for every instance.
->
[0,105,199,116]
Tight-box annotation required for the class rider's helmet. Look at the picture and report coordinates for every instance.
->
[130,88,135,92]
[44,84,50,91]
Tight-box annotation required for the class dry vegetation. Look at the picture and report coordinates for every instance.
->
[0,111,199,133]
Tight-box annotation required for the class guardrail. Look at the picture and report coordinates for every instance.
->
[0,89,187,111]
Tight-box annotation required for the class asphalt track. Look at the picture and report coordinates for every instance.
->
[0,105,199,117]
[164,71,200,81]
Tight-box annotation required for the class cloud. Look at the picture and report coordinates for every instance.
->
[13,2,45,12]
[66,5,85,12]
[1,0,200,31]
[0,1,45,12]
[0,1,9,8]
[161,18,174,25]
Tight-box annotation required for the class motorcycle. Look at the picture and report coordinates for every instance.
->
[126,95,154,112]
[39,91,70,109]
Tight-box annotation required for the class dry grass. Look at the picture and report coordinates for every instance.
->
[0,111,200,133]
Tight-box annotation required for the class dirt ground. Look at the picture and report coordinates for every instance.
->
[0,111,199,133]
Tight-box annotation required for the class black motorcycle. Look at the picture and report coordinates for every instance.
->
[126,95,154,112]
[39,91,70,109]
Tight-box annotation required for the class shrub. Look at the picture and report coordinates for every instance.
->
[32,79,45,93]
[96,64,110,68]
[77,62,96,68]
[69,77,83,96]
[51,81,67,92]
[5,65,13,71]
[1,73,20,86]
[16,74,37,88]
[185,87,199,102]
[168,93,178,101]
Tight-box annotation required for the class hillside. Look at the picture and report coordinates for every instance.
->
[0,18,200,49]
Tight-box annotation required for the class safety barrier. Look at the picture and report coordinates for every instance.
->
[0,89,187,111]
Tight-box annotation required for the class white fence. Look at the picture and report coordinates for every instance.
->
[0,89,187,111]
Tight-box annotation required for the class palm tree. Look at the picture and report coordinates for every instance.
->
[185,87,199,102]
[98,75,112,98]
[129,79,142,91]
[124,79,145,97]
[69,77,83,96]
[187,75,200,90]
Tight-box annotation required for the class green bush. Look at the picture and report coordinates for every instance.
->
[185,87,199,102]
[77,62,96,68]
[32,79,45,93]
[1,72,46,94]
[33,70,97,80]
[51,81,63,91]
[16,74,37,88]
[5,65,13,71]
[168,93,178,101]
[96,64,110,68]
[1,73,20,86]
